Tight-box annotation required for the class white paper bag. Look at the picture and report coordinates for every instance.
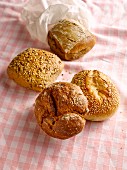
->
[21,0,91,45]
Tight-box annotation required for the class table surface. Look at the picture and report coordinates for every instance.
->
[0,0,127,170]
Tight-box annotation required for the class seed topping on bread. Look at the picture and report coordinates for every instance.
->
[71,70,120,121]
[7,48,64,91]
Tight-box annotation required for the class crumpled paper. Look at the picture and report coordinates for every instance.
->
[21,0,91,45]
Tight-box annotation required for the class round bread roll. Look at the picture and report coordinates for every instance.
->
[7,48,64,91]
[71,70,120,121]
[34,82,89,139]
[48,19,96,61]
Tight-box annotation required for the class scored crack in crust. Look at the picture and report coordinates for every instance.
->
[48,19,96,61]
[7,48,64,91]
[34,82,89,139]
[71,70,120,121]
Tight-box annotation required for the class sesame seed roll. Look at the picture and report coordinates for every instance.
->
[71,70,120,121]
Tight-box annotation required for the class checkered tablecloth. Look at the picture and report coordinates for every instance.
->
[0,0,127,170]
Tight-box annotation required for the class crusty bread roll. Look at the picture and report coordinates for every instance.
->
[34,82,88,139]
[7,48,64,91]
[71,70,120,121]
[48,19,96,61]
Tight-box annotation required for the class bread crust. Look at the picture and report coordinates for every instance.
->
[34,82,88,139]
[71,70,120,121]
[48,20,96,61]
[7,48,64,91]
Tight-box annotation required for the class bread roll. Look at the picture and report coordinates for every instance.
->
[71,70,120,121]
[7,48,64,91]
[48,19,96,61]
[34,82,88,139]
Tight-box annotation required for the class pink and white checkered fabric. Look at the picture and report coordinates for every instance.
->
[0,0,127,170]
